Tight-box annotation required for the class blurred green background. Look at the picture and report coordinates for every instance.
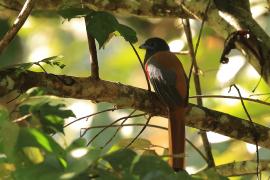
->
[0,0,270,179]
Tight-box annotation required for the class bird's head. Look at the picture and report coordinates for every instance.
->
[139,37,170,64]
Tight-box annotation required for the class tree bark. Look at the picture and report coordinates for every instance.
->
[1,71,270,149]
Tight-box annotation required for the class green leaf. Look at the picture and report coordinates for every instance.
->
[86,11,118,48]
[14,156,63,180]
[17,128,65,159]
[132,155,173,178]
[113,138,152,150]
[64,148,101,178]
[0,109,19,159]
[103,149,137,172]
[58,7,92,20]
[116,24,138,43]
[22,147,44,164]
[66,138,87,152]
[39,55,66,69]
[19,102,75,134]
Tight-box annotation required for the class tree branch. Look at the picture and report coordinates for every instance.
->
[0,0,36,55]
[215,160,270,177]
[1,1,270,85]
[1,71,270,149]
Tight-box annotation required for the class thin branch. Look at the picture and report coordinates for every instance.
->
[0,0,36,55]
[103,109,137,147]
[85,20,99,80]
[125,115,152,148]
[194,0,211,57]
[81,123,167,131]
[130,43,151,91]
[229,84,260,179]
[12,113,31,123]
[81,122,208,162]
[85,113,146,146]
[64,107,117,128]
[183,12,215,167]
[189,95,270,107]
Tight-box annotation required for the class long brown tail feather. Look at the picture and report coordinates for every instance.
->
[168,107,186,171]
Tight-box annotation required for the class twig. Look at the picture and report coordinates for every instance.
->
[103,109,137,147]
[12,113,31,123]
[185,138,208,163]
[64,107,116,128]
[125,115,152,148]
[229,84,260,179]
[249,92,270,97]
[85,25,99,80]
[130,43,151,91]
[81,123,167,131]
[189,95,270,107]
[81,122,211,163]
[183,6,215,167]
[187,0,211,83]
[0,0,36,55]
[85,113,146,146]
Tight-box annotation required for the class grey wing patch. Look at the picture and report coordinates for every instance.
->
[147,63,185,107]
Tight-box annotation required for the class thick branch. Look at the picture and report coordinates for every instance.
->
[1,71,270,149]
[215,160,270,177]
[1,1,270,84]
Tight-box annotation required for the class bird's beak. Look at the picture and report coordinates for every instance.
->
[139,43,153,50]
[139,43,147,49]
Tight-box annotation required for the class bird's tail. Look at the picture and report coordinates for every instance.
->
[168,107,186,171]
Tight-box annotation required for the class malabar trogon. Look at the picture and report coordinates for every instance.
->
[140,37,189,171]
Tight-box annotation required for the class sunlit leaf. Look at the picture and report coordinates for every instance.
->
[39,55,66,69]
[0,109,19,159]
[64,148,101,178]
[17,128,65,158]
[23,147,44,164]
[117,138,152,150]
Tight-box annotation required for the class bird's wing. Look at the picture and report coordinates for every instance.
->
[146,62,186,107]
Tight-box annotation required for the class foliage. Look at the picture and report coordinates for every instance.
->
[1,2,269,179]
[58,7,138,48]
[0,109,227,179]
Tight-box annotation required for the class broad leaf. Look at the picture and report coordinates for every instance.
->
[19,102,75,134]
[17,128,65,159]
[0,111,19,159]
[64,148,101,178]
[86,11,118,48]
[132,155,173,178]
[116,24,138,43]
[103,149,137,172]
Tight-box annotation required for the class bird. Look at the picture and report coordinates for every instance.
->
[139,37,189,171]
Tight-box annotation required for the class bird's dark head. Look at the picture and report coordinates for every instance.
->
[140,37,170,63]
